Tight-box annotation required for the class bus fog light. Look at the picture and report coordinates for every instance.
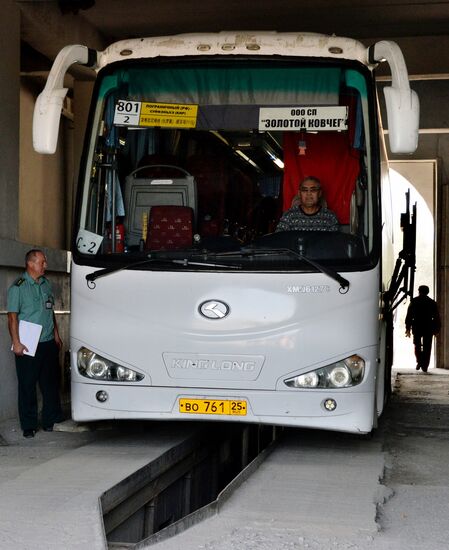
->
[323,398,337,411]
[96,390,109,402]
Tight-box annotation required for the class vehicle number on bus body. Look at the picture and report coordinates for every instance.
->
[179,398,247,416]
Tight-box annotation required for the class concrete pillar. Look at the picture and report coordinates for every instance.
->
[0,2,21,421]
[436,136,449,368]
[0,0,20,240]
[381,79,449,368]
[406,133,449,369]
[0,2,71,423]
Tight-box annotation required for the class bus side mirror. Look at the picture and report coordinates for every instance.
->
[384,86,419,154]
[33,89,68,154]
[32,45,96,154]
[370,40,419,154]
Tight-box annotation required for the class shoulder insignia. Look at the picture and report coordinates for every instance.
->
[15,277,25,287]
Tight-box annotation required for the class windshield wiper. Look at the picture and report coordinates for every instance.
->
[85,245,349,291]
[196,246,349,291]
[171,258,241,269]
[85,254,241,283]
[193,247,288,260]
[86,257,166,283]
[285,247,350,291]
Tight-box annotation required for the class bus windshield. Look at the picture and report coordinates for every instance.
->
[74,59,377,271]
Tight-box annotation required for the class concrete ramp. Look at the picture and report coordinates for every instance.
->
[0,423,201,550]
[150,431,386,549]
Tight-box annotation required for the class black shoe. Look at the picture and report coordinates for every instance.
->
[43,425,53,432]
[23,429,35,438]
[416,365,420,370]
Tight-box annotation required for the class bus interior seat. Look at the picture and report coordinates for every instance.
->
[145,205,194,251]
[124,165,197,247]
[135,154,182,178]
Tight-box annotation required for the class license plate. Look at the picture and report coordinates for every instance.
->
[179,398,247,416]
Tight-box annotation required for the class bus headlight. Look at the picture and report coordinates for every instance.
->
[328,365,351,387]
[284,354,365,389]
[77,347,144,382]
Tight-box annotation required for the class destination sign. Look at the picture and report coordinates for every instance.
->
[259,106,348,131]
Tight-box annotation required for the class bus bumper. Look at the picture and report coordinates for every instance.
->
[71,382,376,434]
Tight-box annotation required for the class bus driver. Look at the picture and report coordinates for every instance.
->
[276,176,339,232]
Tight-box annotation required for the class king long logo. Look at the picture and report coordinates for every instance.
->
[199,300,230,319]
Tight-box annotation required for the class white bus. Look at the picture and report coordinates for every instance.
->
[33,32,419,433]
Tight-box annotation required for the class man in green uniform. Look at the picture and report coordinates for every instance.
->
[7,249,63,438]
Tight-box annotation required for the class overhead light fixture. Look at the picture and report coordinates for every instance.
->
[210,131,230,146]
[235,149,260,170]
[264,145,284,169]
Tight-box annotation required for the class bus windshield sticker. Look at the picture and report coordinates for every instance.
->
[114,100,198,128]
[76,229,103,255]
[259,106,348,131]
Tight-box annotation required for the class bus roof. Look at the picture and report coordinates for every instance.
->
[97,32,372,70]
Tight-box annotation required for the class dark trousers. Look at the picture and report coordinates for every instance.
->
[15,340,63,430]
[413,331,434,371]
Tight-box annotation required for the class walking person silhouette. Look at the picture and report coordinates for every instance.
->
[405,285,441,372]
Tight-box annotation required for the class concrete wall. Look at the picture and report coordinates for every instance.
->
[19,84,67,249]
[0,1,19,241]
[0,30,93,423]
[383,80,449,368]
[0,1,71,422]
[0,2,22,421]
[416,133,449,369]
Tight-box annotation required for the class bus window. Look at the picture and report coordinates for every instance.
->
[76,62,376,270]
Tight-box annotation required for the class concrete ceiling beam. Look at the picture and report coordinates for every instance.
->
[354,35,449,77]
[19,1,107,74]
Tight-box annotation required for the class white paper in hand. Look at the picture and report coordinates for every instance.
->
[11,320,43,357]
